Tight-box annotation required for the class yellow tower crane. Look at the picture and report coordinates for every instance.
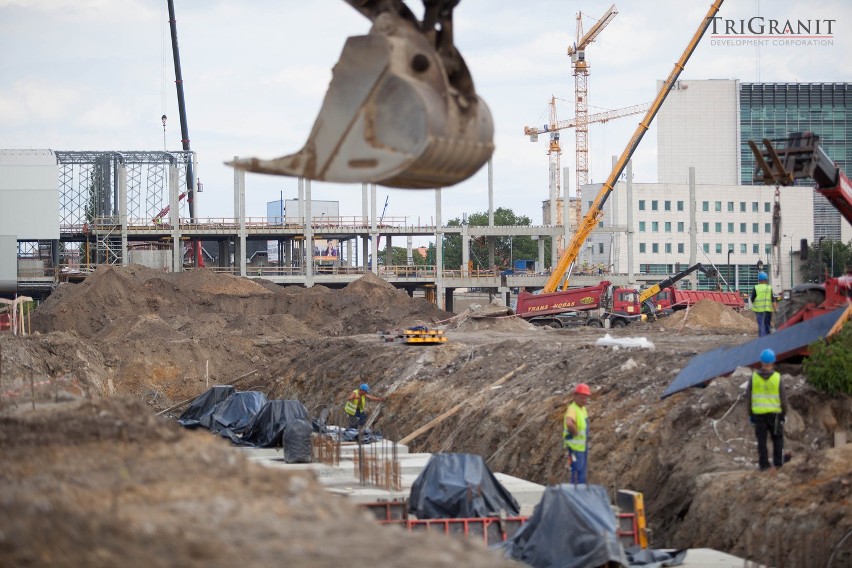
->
[523,99,650,242]
[567,4,618,197]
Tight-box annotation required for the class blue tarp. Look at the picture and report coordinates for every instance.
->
[502,484,628,568]
[662,307,846,399]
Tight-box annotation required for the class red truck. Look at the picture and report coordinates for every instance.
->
[515,280,643,328]
[651,288,744,312]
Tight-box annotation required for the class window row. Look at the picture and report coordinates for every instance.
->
[637,200,684,212]
[702,201,772,213]
[637,221,772,233]
[634,200,773,213]
[638,243,772,255]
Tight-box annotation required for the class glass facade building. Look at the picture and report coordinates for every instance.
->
[739,83,852,240]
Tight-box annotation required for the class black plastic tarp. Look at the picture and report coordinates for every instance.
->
[408,453,520,519]
[283,418,313,463]
[202,391,268,436]
[502,484,628,568]
[625,547,686,567]
[177,385,236,428]
[239,399,310,448]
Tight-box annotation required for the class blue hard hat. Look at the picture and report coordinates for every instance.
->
[758,272,768,281]
[359,383,370,393]
[759,349,776,364]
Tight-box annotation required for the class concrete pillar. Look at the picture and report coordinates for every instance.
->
[362,182,369,270]
[346,239,352,267]
[296,177,305,274]
[689,167,698,289]
[218,241,228,268]
[118,163,128,266]
[406,235,413,265]
[626,160,635,285]
[435,188,444,309]
[305,178,313,285]
[234,161,246,277]
[537,237,545,272]
[171,164,181,272]
[461,223,469,275]
[488,158,495,269]
[370,183,378,274]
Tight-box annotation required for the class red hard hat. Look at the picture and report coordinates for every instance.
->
[575,383,591,395]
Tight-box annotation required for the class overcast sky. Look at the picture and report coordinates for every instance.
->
[1,0,850,229]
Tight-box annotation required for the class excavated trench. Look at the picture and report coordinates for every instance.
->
[2,266,850,565]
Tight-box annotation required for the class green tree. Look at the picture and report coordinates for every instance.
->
[378,246,429,266]
[804,324,852,395]
[799,239,852,282]
[442,208,547,270]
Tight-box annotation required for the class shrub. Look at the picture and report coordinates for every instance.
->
[804,323,852,395]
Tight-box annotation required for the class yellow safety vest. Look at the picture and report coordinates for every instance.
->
[751,372,782,414]
[344,390,365,416]
[563,402,588,452]
[753,283,774,313]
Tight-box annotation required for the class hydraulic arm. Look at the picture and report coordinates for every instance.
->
[543,0,724,292]
[750,132,852,225]
[638,263,710,304]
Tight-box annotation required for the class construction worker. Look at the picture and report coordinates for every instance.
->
[746,349,788,471]
[563,383,591,484]
[344,383,384,429]
[751,272,777,337]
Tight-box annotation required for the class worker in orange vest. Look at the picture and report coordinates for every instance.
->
[563,383,591,484]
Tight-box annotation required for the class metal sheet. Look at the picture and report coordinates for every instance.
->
[0,149,59,240]
[661,307,847,399]
[0,235,17,293]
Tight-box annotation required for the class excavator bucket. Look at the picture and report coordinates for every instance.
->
[229,1,494,189]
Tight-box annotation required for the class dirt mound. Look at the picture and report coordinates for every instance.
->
[0,397,518,568]
[446,299,535,332]
[662,299,757,333]
[31,266,449,339]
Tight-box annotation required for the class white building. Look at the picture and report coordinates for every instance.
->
[581,173,814,293]
[657,79,740,185]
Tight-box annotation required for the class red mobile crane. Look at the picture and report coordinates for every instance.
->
[750,132,852,329]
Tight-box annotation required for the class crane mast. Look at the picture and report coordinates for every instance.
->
[543,0,725,293]
[567,4,618,196]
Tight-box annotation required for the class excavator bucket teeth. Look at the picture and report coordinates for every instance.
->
[229,18,494,189]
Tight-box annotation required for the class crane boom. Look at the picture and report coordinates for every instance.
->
[524,103,651,140]
[567,5,618,56]
[543,0,725,293]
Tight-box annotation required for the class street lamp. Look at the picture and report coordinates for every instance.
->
[727,248,734,291]
[817,236,825,283]
[783,234,793,287]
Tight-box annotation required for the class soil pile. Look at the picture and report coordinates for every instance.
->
[31,266,450,339]
[0,397,518,568]
[446,299,535,332]
[662,299,757,333]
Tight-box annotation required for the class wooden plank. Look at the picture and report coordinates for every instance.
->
[398,363,527,445]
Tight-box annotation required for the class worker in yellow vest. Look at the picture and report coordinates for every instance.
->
[563,383,591,484]
[746,349,788,471]
[750,272,777,337]
[344,383,385,429]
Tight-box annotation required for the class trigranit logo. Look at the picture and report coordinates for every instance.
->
[710,17,835,46]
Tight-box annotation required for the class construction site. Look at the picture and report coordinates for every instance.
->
[2,0,852,567]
